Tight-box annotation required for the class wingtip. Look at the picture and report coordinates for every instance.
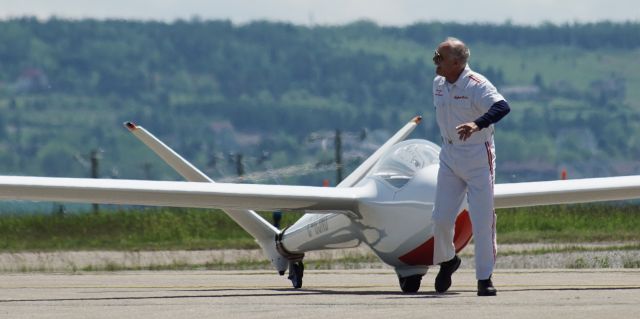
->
[124,121,137,131]
[412,116,422,124]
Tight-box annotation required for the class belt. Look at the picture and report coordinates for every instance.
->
[442,136,455,145]
[442,136,490,145]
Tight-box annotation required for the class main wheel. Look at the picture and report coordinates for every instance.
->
[288,261,304,289]
[398,274,423,293]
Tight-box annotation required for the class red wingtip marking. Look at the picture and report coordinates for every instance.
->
[398,210,473,266]
[124,122,137,131]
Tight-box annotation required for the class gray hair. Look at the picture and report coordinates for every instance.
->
[445,37,470,64]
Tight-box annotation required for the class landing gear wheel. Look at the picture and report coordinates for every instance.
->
[288,261,304,289]
[398,274,423,293]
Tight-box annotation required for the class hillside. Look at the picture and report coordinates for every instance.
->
[0,18,639,192]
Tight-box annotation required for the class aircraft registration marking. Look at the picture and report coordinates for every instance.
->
[307,215,329,237]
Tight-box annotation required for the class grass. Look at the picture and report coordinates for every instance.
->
[497,243,640,257]
[0,207,302,251]
[3,253,385,273]
[622,258,640,268]
[497,203,640,243]
[0,203,638,252]
[7,250,638,272]
[1,203,638,273]
[564,256,640,269]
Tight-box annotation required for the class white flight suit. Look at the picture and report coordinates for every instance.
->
[431,65,505,280]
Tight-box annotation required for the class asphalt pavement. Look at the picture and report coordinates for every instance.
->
[0,269,638,318]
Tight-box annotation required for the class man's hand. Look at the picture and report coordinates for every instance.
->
[455,122,479,141]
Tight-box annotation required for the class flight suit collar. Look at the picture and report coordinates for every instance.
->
[451,65,471,87]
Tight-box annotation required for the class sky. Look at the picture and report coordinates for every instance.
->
[0,0,638,26]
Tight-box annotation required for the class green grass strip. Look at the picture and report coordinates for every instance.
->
[0,203,638,251]
[497,203,640,243]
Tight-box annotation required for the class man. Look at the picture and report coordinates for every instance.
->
[431,37,510,296]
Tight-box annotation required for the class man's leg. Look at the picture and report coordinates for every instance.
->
[432,161,466,265]
[467,177,496,280]
[466,142,497,296]
[432,160,466,293]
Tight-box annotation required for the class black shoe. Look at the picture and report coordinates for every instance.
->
[477,277,497,296]
[435,255,461,293]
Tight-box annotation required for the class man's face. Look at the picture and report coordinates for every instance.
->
[433,44,460,79]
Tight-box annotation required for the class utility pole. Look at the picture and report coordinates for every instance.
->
[141,162,153,180]
[90,150,100,214]
[10,99,24,170]
[308,128,367,185]
[334,129,343,183]
[235,153,244,178]
[75,149,101,213]
[90,150,99,179]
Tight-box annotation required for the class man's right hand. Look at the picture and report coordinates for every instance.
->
[455,122,479,141]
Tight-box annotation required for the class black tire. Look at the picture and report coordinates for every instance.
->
[288,261,304,289]
[399,274,423,293]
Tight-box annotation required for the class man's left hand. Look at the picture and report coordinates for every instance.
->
[455,122,479,141]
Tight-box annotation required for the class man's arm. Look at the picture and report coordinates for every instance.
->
[456,100,510,141]
[473,100,510,129]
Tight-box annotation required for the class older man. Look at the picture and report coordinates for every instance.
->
[431,37,510,296]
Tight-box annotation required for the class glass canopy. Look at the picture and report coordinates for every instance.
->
[369,139,440,188]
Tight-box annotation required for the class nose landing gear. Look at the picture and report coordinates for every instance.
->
[398,274,423,293]
[288,260,304,289]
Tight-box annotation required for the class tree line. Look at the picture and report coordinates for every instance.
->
[0,18,639,184]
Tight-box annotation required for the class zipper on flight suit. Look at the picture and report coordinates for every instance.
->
[443,81,455,144]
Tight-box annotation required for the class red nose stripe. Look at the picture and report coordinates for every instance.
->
[398,237,435,266]
[398,210,473,266]
[453,210,473,253]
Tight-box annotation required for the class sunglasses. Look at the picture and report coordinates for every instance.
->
[433,50,443,64]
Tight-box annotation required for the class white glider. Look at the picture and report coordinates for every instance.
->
[0,116,639,292]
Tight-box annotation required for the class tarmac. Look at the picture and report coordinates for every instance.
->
[0,269,638,318]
